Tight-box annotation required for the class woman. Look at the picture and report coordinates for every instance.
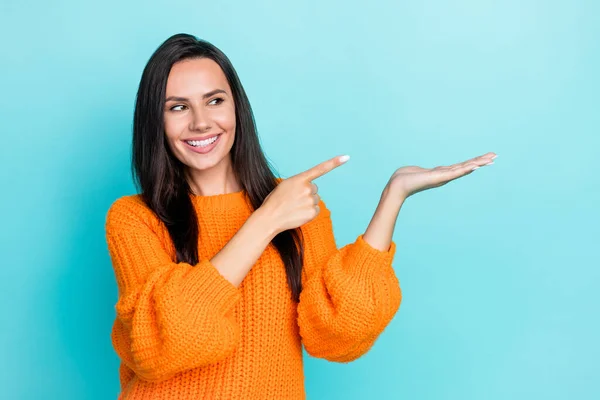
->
[105,33,496,399]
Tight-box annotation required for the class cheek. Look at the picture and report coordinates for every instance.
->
[163,118,183,140]
[214,108,236,131]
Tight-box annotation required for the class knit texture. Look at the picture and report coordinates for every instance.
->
[105,184,402,399]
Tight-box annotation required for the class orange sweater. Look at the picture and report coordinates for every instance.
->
[105,188,402,399]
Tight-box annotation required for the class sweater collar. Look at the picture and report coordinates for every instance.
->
[190,189,250,210]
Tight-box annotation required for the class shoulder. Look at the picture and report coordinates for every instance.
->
[105,194,160,232]
[106,194,148,219]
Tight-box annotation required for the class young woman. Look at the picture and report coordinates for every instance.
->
[105,33,496,399]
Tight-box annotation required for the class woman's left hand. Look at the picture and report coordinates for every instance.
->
[386,152,497,200]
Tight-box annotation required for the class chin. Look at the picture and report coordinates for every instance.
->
[187,158,221,172]
[183,148,233,173]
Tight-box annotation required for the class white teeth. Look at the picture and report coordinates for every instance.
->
[186,135,219,147]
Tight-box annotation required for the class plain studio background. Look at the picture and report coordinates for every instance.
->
[1,1,598,399]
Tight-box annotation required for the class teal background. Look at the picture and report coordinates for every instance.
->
[1,0,598,399]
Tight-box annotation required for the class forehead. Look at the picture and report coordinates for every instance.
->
[165,58,230,95]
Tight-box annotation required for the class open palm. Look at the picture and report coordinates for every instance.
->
[388,152,497,199]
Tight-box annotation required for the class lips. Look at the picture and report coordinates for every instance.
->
[182,133,222,154]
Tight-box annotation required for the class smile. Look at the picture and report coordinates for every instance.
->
[182,134,222,154]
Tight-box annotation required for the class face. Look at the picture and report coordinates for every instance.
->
[163,58,236,175]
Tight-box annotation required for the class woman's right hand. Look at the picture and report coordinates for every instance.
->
[259,155,350,235]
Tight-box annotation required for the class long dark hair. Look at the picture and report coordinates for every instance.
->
[132,33,305,302]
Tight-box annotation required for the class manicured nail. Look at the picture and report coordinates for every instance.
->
[491,155,498,159]
[472,166,480,170]
[339,155,350,163]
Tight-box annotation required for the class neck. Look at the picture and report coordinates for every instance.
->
[185,156,242,196]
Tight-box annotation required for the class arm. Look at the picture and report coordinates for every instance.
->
[296,193,403,363]
[106,196,275,382]
[211,205,277,287]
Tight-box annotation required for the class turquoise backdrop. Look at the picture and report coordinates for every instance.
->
[1,0,598,399]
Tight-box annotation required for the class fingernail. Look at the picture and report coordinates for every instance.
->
[339,155,350,163]
[472,166,480,170]
[491,155,498,159]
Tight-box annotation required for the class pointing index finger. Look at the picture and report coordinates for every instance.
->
[297,155,350,181]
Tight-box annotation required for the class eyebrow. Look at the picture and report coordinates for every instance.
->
[165,89,227,102]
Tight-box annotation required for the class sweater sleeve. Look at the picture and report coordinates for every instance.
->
[296,198,402,363]
[105,197,242,383]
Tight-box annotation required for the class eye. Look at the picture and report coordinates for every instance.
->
[170,104,187,112]
[209,97,224,105]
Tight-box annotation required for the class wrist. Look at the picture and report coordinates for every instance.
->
[382,183,407,207]
[252,206,280,240]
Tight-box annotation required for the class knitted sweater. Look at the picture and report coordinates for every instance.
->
[105,186,402,399]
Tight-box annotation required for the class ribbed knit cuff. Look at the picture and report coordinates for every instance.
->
[180,260,242,315]
[344,234,397,279]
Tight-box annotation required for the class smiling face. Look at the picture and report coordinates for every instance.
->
[163,57,236,178]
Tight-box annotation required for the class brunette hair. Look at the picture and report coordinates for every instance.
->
[132,33,304,301]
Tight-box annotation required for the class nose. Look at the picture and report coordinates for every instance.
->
[189,107,211,132]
